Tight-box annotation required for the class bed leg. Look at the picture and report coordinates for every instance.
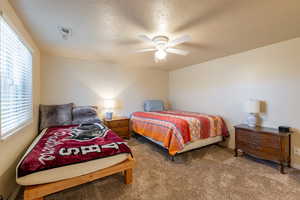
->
[170,155,175,161]
[124,168,133,184]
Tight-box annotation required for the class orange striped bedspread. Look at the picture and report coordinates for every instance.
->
[131,110,229,155]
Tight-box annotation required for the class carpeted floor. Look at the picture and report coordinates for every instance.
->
[17,136,300,200]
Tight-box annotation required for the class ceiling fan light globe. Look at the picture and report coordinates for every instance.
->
[155,50,167,60]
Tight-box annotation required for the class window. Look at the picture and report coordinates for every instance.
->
[0,15,33,139]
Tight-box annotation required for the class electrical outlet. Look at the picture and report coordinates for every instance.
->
[294,147,300,156]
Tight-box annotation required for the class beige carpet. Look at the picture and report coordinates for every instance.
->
[17,136,300,200]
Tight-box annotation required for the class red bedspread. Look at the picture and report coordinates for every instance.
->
[131,110,228,155]
[18,124,131,177]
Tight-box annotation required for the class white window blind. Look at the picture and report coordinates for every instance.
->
[0,16,33,139]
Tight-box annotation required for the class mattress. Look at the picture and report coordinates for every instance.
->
[16,126,131,186]
[17,153,129,185]
[179,136,223,153]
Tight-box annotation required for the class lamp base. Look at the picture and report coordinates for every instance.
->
[247,113,258,127]
[105,112,113,120]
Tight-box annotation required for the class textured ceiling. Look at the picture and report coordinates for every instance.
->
[10,0,300,70]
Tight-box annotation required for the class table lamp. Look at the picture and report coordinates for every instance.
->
[103,99,115,120]
[245,99,261,127]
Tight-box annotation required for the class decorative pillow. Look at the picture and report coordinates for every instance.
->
[39,103,73,131]
[72,106,101,125]
[144,100,164,112]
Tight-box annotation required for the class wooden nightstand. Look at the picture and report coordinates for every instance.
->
[234,124,291,174]
[103,117,130,139]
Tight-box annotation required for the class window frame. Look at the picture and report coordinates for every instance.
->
[0,11,34,140]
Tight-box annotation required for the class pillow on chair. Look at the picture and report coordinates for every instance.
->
[72,106,101,125]
[39,103,73,131]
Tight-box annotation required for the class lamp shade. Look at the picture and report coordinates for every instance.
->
[245,99,260,114]
[103,99,116,109]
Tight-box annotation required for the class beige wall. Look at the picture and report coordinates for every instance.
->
[41,54,169,117]
[0,0,40,198]
[1,1,298,197]
[169,37,300,167]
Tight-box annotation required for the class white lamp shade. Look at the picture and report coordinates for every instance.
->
[245,99,260,113]
[103,99,116,109]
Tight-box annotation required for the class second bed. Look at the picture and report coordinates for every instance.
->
[131,110,229,158]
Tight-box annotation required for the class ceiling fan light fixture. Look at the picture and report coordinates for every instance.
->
[155,49,167,61]
[136,34,191,62]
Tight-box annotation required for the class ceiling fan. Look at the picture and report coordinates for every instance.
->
[135,34,191,62]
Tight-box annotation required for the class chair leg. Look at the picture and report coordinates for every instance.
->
[124,168,133,184]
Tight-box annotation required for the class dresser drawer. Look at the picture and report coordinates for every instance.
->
[106,120,129,128]
[239,141,281,162]
[112,127,129,133]
[112,127,130,138]
[236,130,260,144]
[236,129,280,149]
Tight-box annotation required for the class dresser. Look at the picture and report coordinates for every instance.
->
[234,124,291,174]
[103,117,130,139]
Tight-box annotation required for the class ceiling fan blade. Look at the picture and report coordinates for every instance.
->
[138,35,153,43]
[168,35,191,47]
[166,48,189,56]
[135,48,156,53]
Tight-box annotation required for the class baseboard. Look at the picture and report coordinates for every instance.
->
[8,186,20,200]
[291,163,300,170]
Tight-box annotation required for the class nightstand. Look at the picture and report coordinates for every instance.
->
[103,117,130,139]
[234,124,291,174]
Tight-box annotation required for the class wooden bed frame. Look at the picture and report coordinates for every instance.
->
[23,155,135,200]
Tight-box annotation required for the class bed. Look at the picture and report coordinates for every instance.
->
[131,110,229,158]
[16,104,135,200]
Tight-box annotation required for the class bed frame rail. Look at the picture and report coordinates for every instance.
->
[24,156,135,200]
[133,131,226,161]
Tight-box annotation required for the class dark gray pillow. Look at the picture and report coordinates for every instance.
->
[39,103,73,131]
[72,106,101,125]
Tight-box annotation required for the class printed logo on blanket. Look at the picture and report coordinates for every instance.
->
[68,123,109,141]
[58,142,126,156]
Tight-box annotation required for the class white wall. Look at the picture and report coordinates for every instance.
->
[41,54,169,117]
[169,37,300,166]
[0,0,40,198]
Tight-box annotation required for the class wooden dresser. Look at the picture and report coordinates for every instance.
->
[103,117,130,139]
[234,124,291,174]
